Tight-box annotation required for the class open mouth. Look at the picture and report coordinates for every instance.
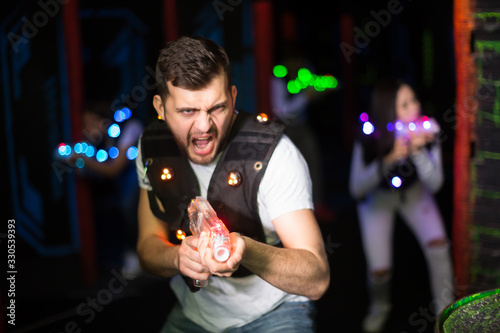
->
[191,135,214,155]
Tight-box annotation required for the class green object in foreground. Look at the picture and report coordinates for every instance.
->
[436,288,500,332]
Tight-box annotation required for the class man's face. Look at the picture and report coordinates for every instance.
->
[153,73,237,165]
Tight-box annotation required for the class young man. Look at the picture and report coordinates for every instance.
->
[135,36,330,332]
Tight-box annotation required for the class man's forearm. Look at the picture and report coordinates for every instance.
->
[137,234,180,278]
[240,236,330,300]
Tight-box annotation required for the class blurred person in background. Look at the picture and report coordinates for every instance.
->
[349,78,454,332]
[73,100,143,278]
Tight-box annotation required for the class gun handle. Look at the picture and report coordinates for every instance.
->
[181,275,208,292]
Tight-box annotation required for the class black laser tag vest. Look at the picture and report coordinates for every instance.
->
[140,111,285,259]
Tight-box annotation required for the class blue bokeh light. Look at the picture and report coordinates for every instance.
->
[85,145,95,157]
[114,110,126,122]
[122,108,132,119]
[74,143,83,154]
[108,124,121,138]
[58,144,67,156]
[96,149,108,162]
[76,158,85,168]
[114,108,132,122]
[126,146,138,160]
[81,142,88,154]
[109,147,119,159]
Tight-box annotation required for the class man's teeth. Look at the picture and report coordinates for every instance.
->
[194,138,211,149]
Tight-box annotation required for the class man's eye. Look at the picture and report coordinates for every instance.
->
[212,105,225,113]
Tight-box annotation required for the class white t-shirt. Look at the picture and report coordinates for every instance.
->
[136,133,313,331]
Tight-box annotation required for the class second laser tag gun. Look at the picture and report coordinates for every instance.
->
[394,116,439,140]
[188,196,232,264]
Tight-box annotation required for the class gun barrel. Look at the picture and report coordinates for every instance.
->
[188,197,231,263]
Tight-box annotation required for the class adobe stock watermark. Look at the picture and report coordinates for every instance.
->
[110,65,157,112]
[401,278,466,333]
[74,269,129,331]
[324,234,341,257]
[8,0,71,53]
[50,269,129,333]
[340,0,404,64]
[212,0,243,22]
[432,70,496,148]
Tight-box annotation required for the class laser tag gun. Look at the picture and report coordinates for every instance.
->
[187,196,232,288]
[394,116,439,140]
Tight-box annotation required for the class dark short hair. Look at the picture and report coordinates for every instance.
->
[155,36,231,99]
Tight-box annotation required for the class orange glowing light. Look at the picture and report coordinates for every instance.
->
[228,171,241,186]
[161,168,173,181]
[176,229,186,240]
[256,113,269,123]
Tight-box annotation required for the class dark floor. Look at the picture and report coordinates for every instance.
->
[5,192,442,333]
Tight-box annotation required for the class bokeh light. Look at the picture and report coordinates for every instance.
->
[75,158,85,168]
[391,176,402,188]
[96,149,108,162]
[273,65,287,78]
[126,146,138,160]
[108,124,121,138]
[109,147,119,159]
[362,121,375,135]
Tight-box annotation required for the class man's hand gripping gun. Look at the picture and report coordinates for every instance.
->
[188,196,231,287]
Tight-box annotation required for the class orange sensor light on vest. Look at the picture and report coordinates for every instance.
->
[256,113,269,123]
[176,229,186,240]
[228,171,242,186]
[161,168,173,181]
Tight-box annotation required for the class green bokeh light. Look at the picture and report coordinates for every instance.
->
[277,65,338,94]
[273,65,288,78]
[297,68,312,82]
[287,80,301,94]
[295,78,307,89]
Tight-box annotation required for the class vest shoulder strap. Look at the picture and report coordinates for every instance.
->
[140,120,200,234]
[208,112,285,242]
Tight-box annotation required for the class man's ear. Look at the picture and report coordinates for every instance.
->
[153,95,165,120]
[230,85,237,109]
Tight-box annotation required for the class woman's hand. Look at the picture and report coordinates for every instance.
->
[383,137,409,166]
[409,130,434,154]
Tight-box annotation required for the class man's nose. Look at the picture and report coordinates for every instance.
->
[194,111,212,133]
